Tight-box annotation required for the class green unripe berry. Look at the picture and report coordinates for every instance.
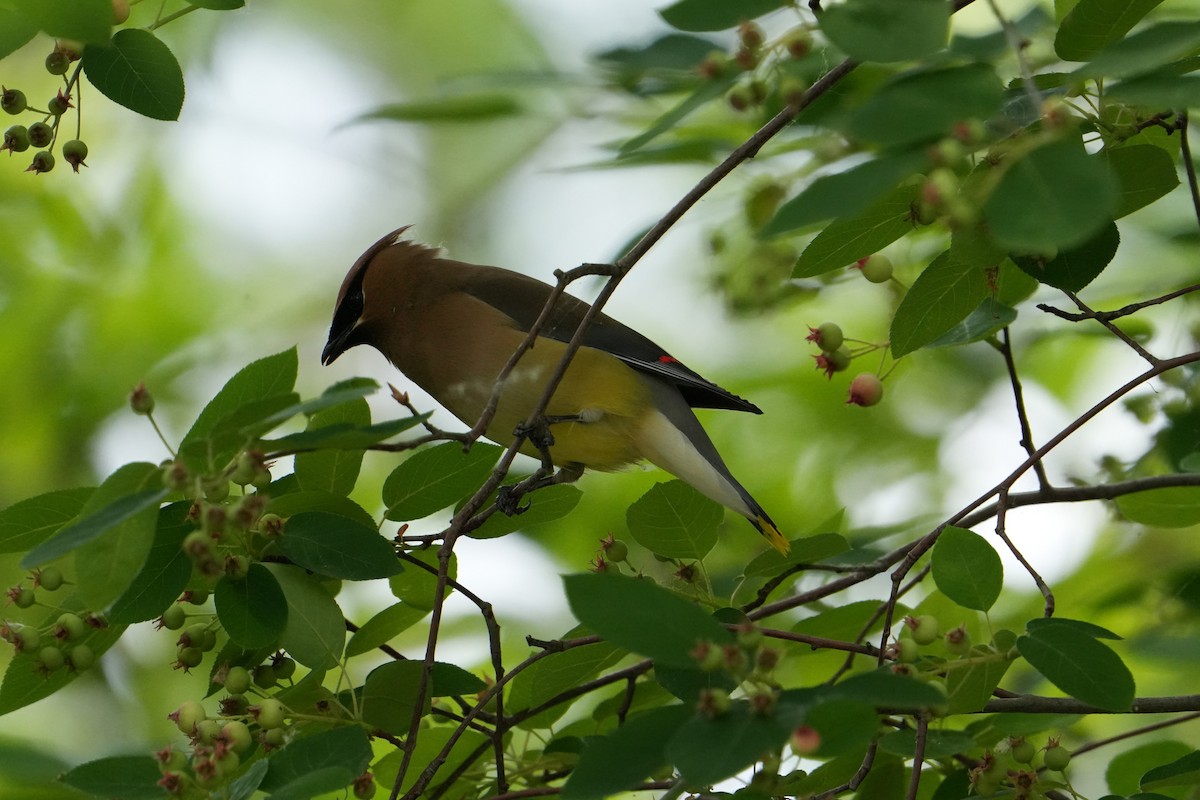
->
[603,538,629,562]
[259,513,284,537]
[783,28,813,59]
[162,461,190,492]
[47,94,69,116]
[27,151,54,174]
[13,586,36,608]
[38,645,65,671]
[273,656,296,680]
[177,646,203,668]
[183,531,214,560]
[222,720,253,753]
[726,86,753,112]
[45,50,70,75]
[1010,737,1035,764]
[253,664,278,689]
[223,664,251,694]
[857,253,893,283]
[54,612,86,641]
[224,554,250,579]
[69,644,95,671]
[3,124,30,153]
[251,466,273,491]
[807,322,844,353]
[213,749,240,777]
[253,697,287,729]
[14,626,41,652]
[195,718,222,744]
[203,478,230,503]
[1,87,26,115]
[944,624,971,655]
[128,382,153,414]
[160,603,186,630]
[36,567,64,592]
[180,622,208,649]
[185,587,210,605]
[155,746,188,772]
[170,700,207,734]
[231,451,258,485]
[27,122,52,148]
[893,637,919,663]
[1043,742,1071,771]
[907,615,940,646]
[354,775,378,800]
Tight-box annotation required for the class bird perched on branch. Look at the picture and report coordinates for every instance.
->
[321,227,789,553]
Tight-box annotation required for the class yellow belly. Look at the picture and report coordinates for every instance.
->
[444,346,650,471]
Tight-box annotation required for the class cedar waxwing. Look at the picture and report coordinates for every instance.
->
[321,227,789,554]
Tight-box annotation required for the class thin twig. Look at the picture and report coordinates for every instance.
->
[760,628,879,656]
[1072,710,1200,757]
[996,328,1049,489]
[813,741,878,800]
[982,694,1200,713]
[993,489,1054,617]
[906,716,930,800]
[1181,113,1200,230]
[1064,290,1160,366]
[1036,283,1200,323]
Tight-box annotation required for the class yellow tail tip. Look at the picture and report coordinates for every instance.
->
[758,516,790,555]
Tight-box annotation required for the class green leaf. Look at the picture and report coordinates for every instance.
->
[468,482,583,538]
[1016,623,1135,711]
[1104,144,1181,219]
[59,755,165,799]
[354,94,523,123]
[265,564,345,669]
[510,635,625,728]
[21,466,165,570]
[946,653,1013,713]
[1107,73,1200,109]
[820,0,949,63]
[226,759,268,800]
[179,348,298,468]
[346,602,429,656]
[0,487,93,554]
[214,563,287,649]
[890,250,991,358]
[801,697,878,757]
[598,33,721,73]
[188,0,246,9]
[1012,221,1120,292]
[619,76,734,154]
[82,29,185,121]
[260,726,372,794]
[0,596,126,715]
[764,152,928,235]
[12,0,110,44]
[261,415,426,451]
[278,511,402,580]
[267,768,358,800]
[1141,750,1200,791]
[361,660,431,733]
[1105,741,1192,794]
[0,9,38,62]
[182,393,299,468]
[389,547,456,610]
[626,480,721,559]
[1074,21,1200,79]
[656,0,788,31]
[667,702,793,785]
[1025,617,1122,639]
[1117,486,1200,528]
[107,502,194,624]
[792,600,904,642]
[928,298,1018,348]
[878,728,976,759]
[267,491,377,530]
[742,532,849,577]
[1055,0,1166,60]
[73,462,165,610]
[373,727,489,799]
[931,526,1003,612]
[830,669,948,708]
[845,64,1004,148]
[562,704,692,800]
[793,181,919,278]
[983,135,1117,252]
[563,572,732,668]
[383,442,502,520]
